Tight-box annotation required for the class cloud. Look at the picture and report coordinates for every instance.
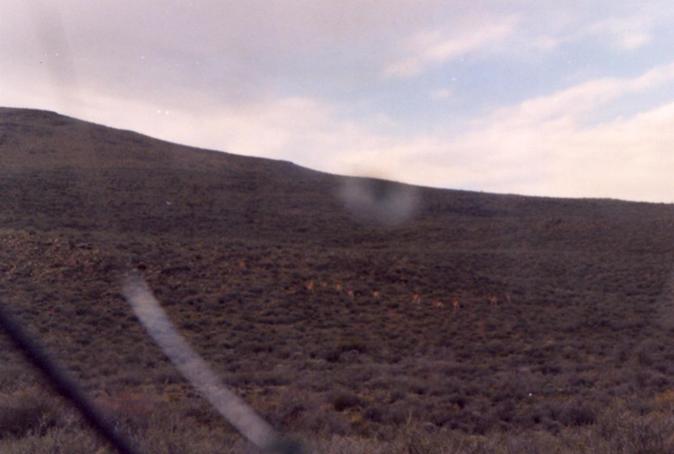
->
[530,13,658,54]
[429,88,452,100]
[383,17,517,78]
[416,62,674,201]
[586,16,653,50]
[0,0,452,111]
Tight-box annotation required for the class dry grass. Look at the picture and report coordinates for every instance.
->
[1,387,674,453]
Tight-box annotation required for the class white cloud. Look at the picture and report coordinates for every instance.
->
[531,35,562,51]
[0,0,454,110]
[429,88,452,100]
[383,17,517,78]
[531,14,657,54]
[422,62,674,201]
[620,31,652,50]
[586,16,653,50]
[481,62,674,129]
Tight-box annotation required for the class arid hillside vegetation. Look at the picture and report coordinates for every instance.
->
[1,107,674,453]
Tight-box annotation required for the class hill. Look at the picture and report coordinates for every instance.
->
[1,107,674,452]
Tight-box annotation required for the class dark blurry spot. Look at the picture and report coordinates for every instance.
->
[339,176,420,226]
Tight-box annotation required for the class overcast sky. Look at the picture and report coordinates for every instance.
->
[1,1,673,203]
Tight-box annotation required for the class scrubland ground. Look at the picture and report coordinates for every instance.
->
[1,227,674,453]
[1,384,674,453]
[2,108,674,452]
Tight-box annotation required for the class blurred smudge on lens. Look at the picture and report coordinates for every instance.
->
[338,175,420,226]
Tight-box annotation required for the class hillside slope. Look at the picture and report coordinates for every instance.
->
[1,107,674,447]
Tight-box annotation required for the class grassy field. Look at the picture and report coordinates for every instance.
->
[1,107,674,452]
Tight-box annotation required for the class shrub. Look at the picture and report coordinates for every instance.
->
[0,387,62,438]
[558,400,596,426]
[331,391,363,412]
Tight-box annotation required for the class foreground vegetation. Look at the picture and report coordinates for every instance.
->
[1,385,674,453]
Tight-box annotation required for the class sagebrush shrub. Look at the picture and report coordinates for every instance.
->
[0,387,62,438]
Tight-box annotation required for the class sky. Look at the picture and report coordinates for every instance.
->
[1,0,673,203]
